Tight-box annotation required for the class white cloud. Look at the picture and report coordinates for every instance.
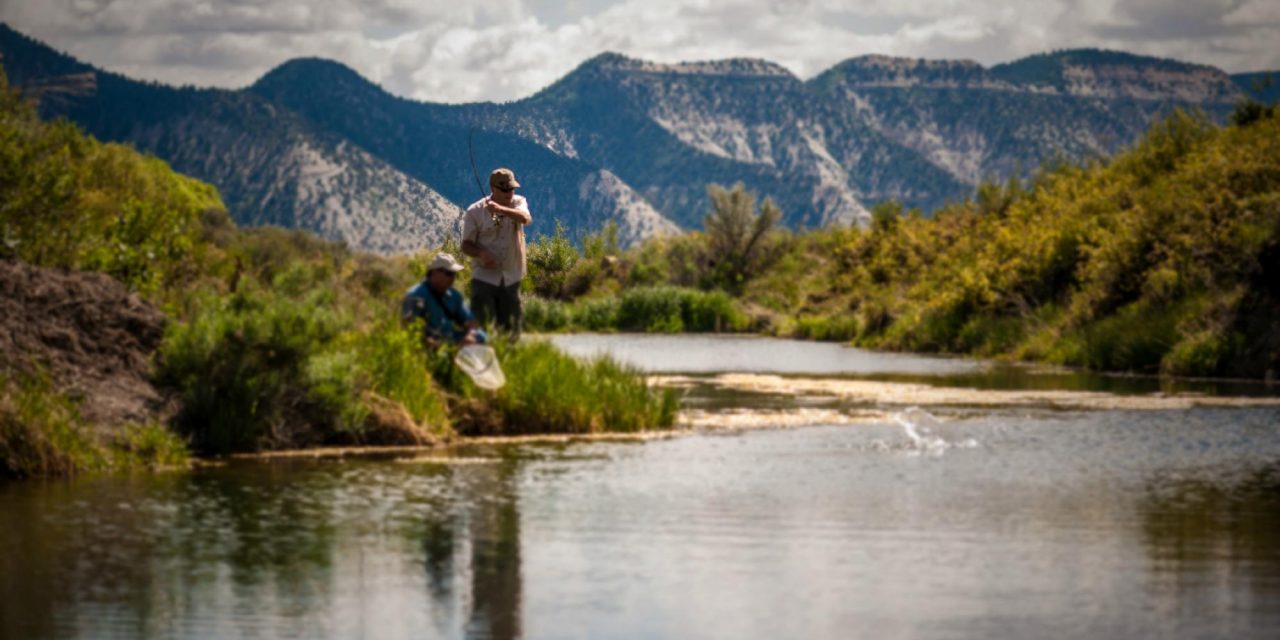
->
[3,0,1279,103]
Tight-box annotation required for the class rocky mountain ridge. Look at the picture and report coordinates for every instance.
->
[2,23,1274,254]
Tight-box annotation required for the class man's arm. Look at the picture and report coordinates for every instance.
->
[485,198,532,225]
[460,208,499,268]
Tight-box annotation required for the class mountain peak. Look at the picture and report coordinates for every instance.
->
[253,57,372,92]
[579,51,795,79]
[993,48,1243,102]
[813,54,997,90]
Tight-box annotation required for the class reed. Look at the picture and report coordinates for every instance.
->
[432,339,677,435]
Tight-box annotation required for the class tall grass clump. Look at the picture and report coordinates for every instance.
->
[617,286,746,333]
[493,340,678,434]
[429,339,677,435]
[1,372,189,478]
[156,289,357,454]
[353,321,451,433]
[0,371,100,478]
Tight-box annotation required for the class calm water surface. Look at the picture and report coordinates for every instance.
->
[2,335,1279,639]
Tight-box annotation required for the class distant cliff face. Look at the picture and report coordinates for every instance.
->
[811,49,1243,185]
[1,25,1269,254]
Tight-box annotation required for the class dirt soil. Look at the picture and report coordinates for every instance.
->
[0,260,169,431]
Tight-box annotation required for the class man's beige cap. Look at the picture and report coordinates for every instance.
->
[489,167,521,190]
[428,252,465,273]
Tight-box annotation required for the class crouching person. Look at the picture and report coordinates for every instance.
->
[402,253,487,347]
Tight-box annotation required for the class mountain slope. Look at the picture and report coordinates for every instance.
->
[2,24,1261,249]
[0,24,465,254]
[248,58,677,245]
[811,49,1242,185]
[432,53,969,227]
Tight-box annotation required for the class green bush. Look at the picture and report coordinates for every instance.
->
[616,286,746,333]
[523,296,574,331]
[353,321,450,431]
[794,314,860,342]
[449,340,677,434]
[618,287,687,332]
[157,289,353,454]
[574,297,621,331]
[0,71,223,297]
[526,220,579,299]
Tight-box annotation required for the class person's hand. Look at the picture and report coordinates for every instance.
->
[461,331,478,346]
[479,248,498,268]
[486,200,503,216]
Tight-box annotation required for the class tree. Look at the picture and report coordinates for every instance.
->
[702,183,782,293]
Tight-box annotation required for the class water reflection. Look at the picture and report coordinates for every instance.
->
[4,404,1280,638]
[462,453,523,640]
[0,453,530,639]
[1141,464,1280,596]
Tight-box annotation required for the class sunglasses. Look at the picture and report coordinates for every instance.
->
[493,185,515,193]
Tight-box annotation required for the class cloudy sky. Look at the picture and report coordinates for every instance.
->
[2,0,1277,103]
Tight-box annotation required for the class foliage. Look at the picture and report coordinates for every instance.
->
[1,371,189,478]
[525,219,579,299]
[701,183,784,293]
[818,109,1280,377]
[0,68,223,297]
[156,288,352,454]
[427,339,677,435]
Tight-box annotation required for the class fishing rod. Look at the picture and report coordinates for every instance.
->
[467,127,486,199]
[461,126,491,244]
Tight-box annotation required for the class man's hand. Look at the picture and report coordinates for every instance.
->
[462,239,499,268]
[461,330,478,346]
[485,198,532,225]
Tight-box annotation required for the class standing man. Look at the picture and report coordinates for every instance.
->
[462,167,532,336]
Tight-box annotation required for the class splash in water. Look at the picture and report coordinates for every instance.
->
[890,407,980,455]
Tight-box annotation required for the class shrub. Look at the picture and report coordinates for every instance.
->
[523,296,573,331]
[574,297,621,331]
[618,287,686,332]
[702,183,784,293]
[526,220,579,299]
[794,314,860,342]
[353,321,451,432]
[439,340,677,434]
[616,286,746,333]
[156,289,352,454]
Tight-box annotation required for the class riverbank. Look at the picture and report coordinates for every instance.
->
[521,109,1280,381]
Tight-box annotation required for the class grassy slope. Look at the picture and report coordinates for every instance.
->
[524,109,1280,378]
[1,69,676,477]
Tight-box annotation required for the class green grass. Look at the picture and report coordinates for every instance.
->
[1,371,190,478]
[428,339,678,435]
[524,286,748,334]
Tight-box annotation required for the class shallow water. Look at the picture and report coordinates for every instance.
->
[3,335,1280,639]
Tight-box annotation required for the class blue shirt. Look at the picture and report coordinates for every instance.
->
[401,281,476,342]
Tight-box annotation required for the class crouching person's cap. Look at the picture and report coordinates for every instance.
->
[428,252,465,273]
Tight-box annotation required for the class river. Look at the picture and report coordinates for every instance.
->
[2,334,1278,639]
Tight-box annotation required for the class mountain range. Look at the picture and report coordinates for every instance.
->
[1,23,1273,254]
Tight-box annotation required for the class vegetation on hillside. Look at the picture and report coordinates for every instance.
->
[0,68,675,477]
[525,107,1280,378]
